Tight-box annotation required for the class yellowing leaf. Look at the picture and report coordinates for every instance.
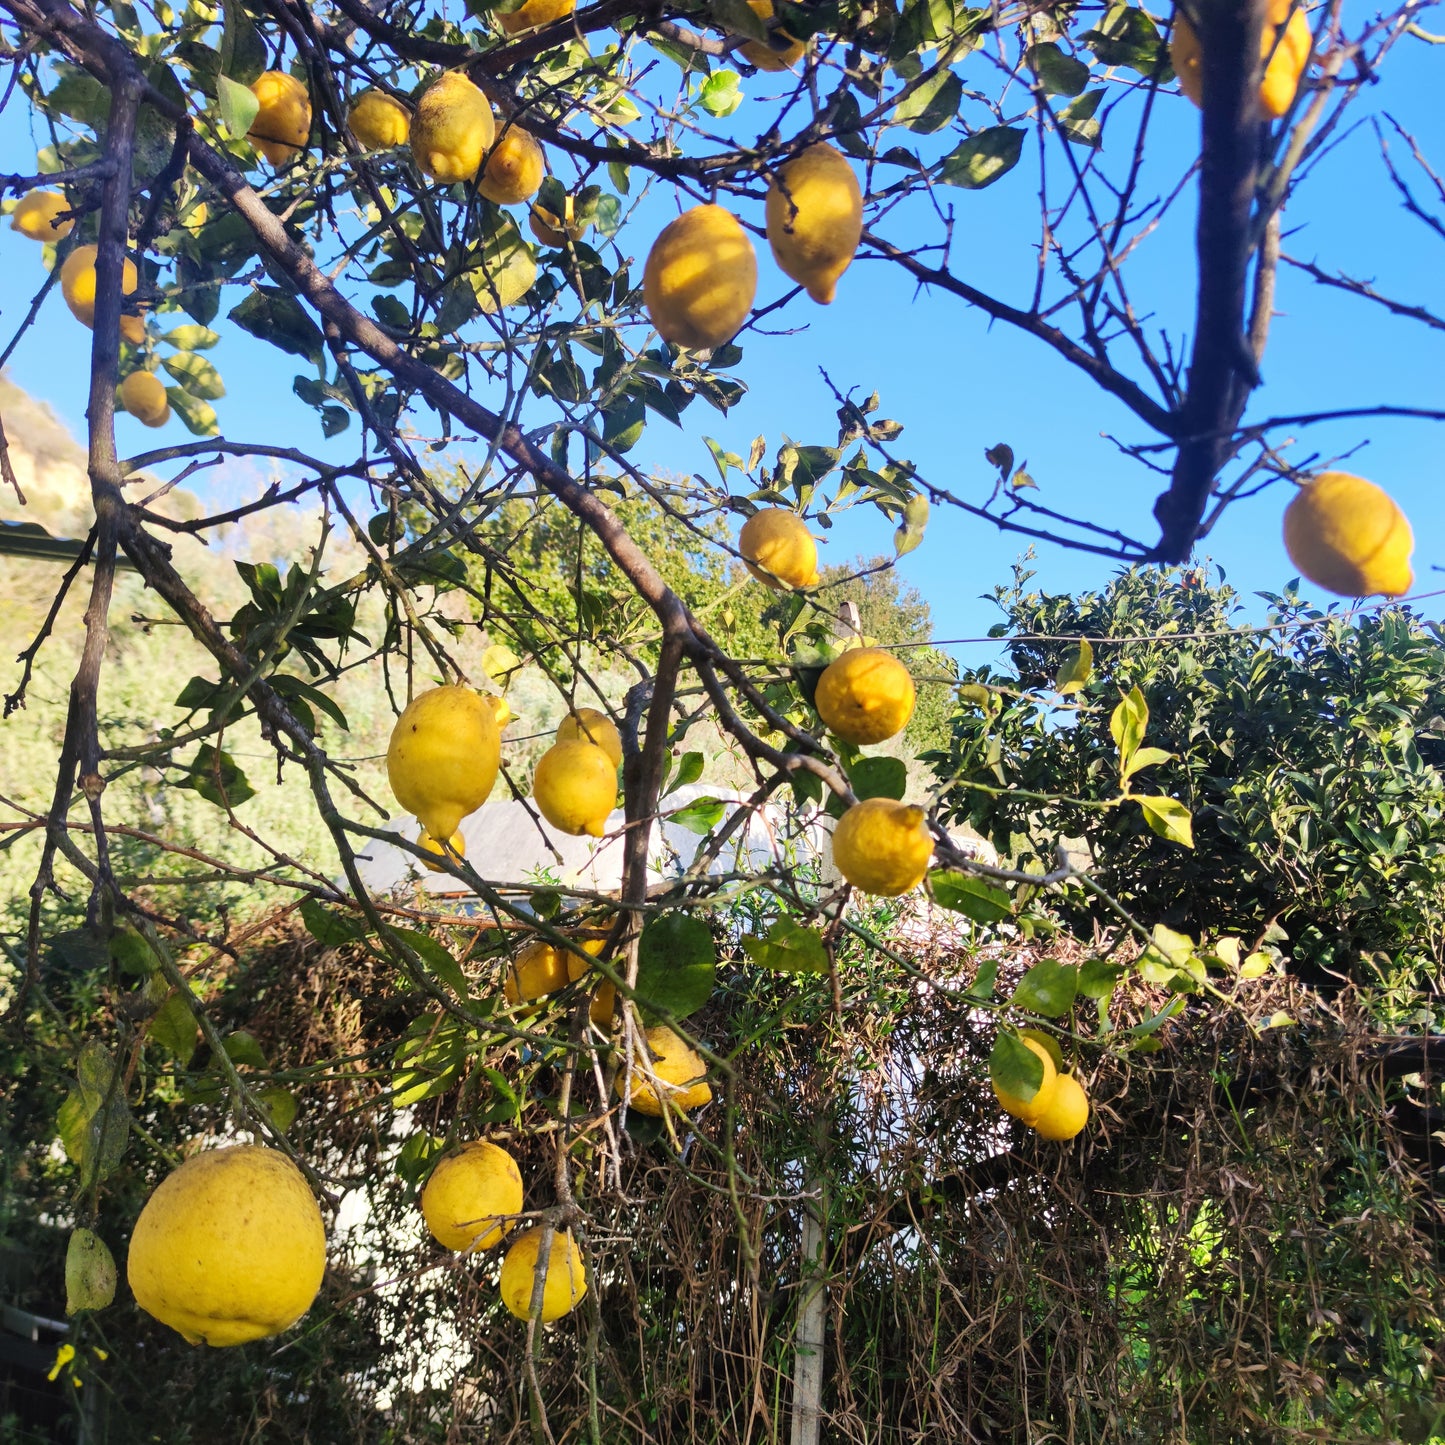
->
[1137,794,1194,847]
[1054,637,1093,695]
[1240,952,1272,979]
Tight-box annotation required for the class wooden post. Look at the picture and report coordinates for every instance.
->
[788,1200,827,1445]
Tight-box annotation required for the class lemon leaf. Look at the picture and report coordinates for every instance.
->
[1136,794,1194,847]
[66,1228,117,1315]
[929,870,1011,923]
[991,1032,1045,1101]
[635,913,715,1022]
[742,917,827,974]
[1054,637,1093,695]
[1009,958,1078,1017]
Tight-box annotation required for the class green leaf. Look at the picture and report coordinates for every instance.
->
[1027,41,1090,95]
[929,870,1011,923]
[162,324,221,350]
[386,926,470,999]
[219,0,266,82]
[216,72,259,138]
[669,796,729,833]
[966,957,999,999]
[742,917,827,974]
[394,1130,448,1186]
[1136,795,1194,847]
[1120,745,1172,783]
[229,286,326,367]
[711,0,768,41]
[847,755,907,801]
[635,913,716,1022]
[57,1045,128,1185]
[256,1086,298,1133]
[65,1230,117,1316]
[666,751,705,794]
[700,69,744,118]
[1080,7,1165,75]
[990,1032,1045,1103]
[1078,956,1125,999]
[894,493,929,556]
[894,69,963,133]
[149,992,199,1064]
[1019,1026,1064,1072]
[222,1030,267,1068]
[471,214,538,314]
[1128,994,1186,1038]
[1057,88,1105,148]
[1054,638,1093,695]
[1110,685,1148,771]
[300,898,362,947]
[175,743,255,808]
[939,127,1025,188]
[165,386,220,437]
[162,351,226,400]
[1009,958,1079,1016]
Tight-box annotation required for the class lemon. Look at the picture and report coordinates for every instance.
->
[532,739,617,837]
[1282,472,1414,598]
[643,204,758,350]
[814,647,915,745]
[766,143,862,305]
[831,797,933,896]
[528,195,587,247]
[1032,1073,1090,1141]
[120,312,146,345]
[1170,4,1312,120]
[498,1227,587,1322]
[411,71,495,183]
[386,684,502,842]
[478,125,545,204]
[420,1140,523,1252]
[347,88,411,150]
[565,938,615,1026]
[248,71,311,166]
[499,0,575,33]
[59,244,139,329]
[126,1145,326,1347]
[119,371,171,429]
[417,827,466,872]
[738,508,819,589]
[11,189,74,241]
[617,1024,712,1115]
[992,1037,1059,1125]
[740,0,806,70]
[504,938,571,1003]
[555,708,622,769]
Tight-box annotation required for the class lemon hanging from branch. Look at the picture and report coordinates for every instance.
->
[766,143,863,305]
[738,508,819,590]
[1282,472,1414,598]
[532,739,617,837]
[643,205,757,350]
[386,685,501,842]
[831,798,933,896]
[814,648,915,745]
[410,71,495,183]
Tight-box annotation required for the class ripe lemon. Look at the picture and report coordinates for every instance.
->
[411,71,495,183]
[738,508,819,589]
[740,0,806,69]
[556,708,622,769]
[417,827,465,872]
[420,1140,523,1252]
[532,739,617,838]
[347,89,411,149]
[565,938,615,1026]
[814,647,915,745]
[11,189,74,241]
[478,125,545,204]
[504,938,571,1003]
[119,371,171,429]
[386,684,502,842]
[126,1145,326,1346]
[992,1037,1059,1125]
[499,0,575,32]
[528,194,587,246]
[499,1227,587,1322]
[643,204,758,350]
[766,143,862,305]
[617,1024,712,1115]
[1282,472,1414,598]
[1032,1073,1090,1141]
[248,71,311,166]
[1170,4,1312,120]
[831,797,933,896]
[60,244,139,329]
[119,312,146,345]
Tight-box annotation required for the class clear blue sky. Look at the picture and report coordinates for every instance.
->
[2,20,1441,653]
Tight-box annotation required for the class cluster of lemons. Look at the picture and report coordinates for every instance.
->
[992,1036,1091,1142]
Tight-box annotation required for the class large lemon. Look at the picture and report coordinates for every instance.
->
[1170,3,1312,120]
[617,1024,712,1116]
[386,685,501,841]
[814,647,915,745]
[504,938,571,1003]
[1032,1073,1090,1140]
[766,143,862,304]
[420,1141,523,1252]
[411,71,495,183]
[347,88,411,149]
[126,1145,326,1346]
[992,1037,1059,1125]
[478,125,545,204]
[248,71,311,166]
[643,205,758,350]
[1282,472,1414,598]
[119,371,171,429]
[60,244,139,329]
[740,0,806,69]
[738,508,819,589]
[555,707,622,769]
[499,0,575,34]
[532,739,617,837]
[831,797,932,896]
[11,189,73,241]
[498,1227,587,1322]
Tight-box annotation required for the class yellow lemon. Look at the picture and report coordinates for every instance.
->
[766,143,862,304]
[528,194,587,247]
[417,827,466,872]
[11,189,74,241]
[831,797,932,896]
[565,938,614,1026]
[420,1140,523,1252]
[119,371,171,429]
[478,125,545,204]
[499,0,575,33]
[740,0,807,70]
[411,71,495,183]
[992,1037,1059,1125]
[126,1145,326,1347]
[248,71,311,167]
[1170,5,1312,120]
[59,244,139,329]
[555,708,622,769]
[347,88,411,149]
[643,204,758,350]
[504,938,571,1003]
[617,1024,712,1115]
[498,1227,587,1322]
[532,740,617,838]
[386,684,502,841]
[120,312,146,345]
[1283,472,1414,598]
[1032,1073,1090,1141]
[738,508,819,589]
[814,647,915,745]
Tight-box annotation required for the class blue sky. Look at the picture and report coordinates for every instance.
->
[1,16,1441,653]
